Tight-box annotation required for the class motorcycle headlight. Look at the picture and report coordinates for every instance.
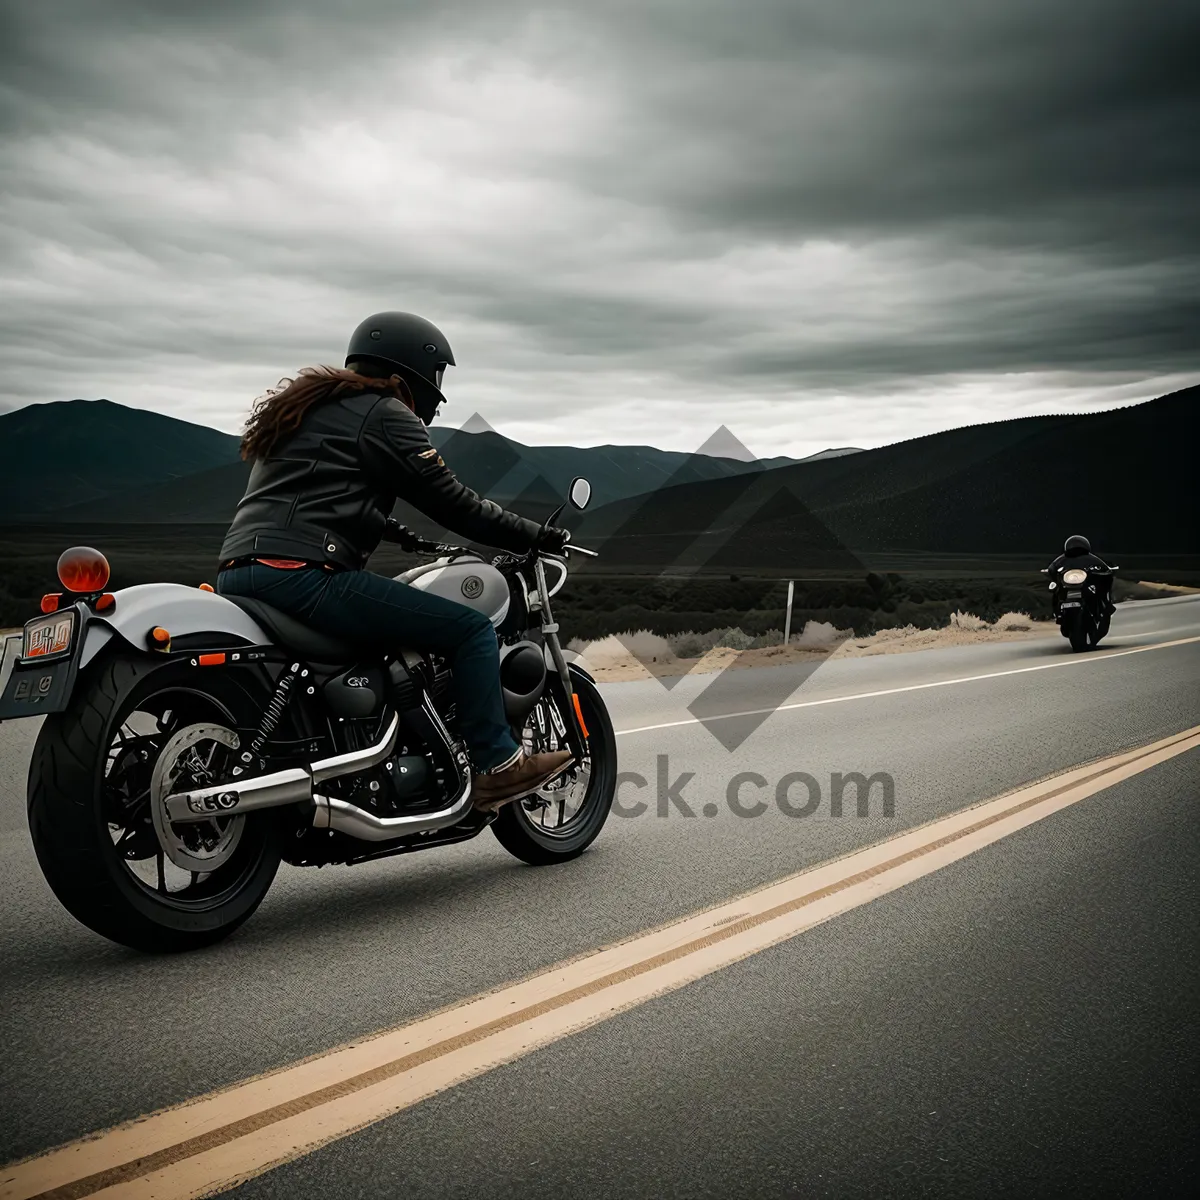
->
[1062,569,1088,585]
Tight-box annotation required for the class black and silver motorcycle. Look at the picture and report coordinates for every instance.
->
[0,477,615,952]
[1042,559,1119,652]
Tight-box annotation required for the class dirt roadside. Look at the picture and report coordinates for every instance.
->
[574,616,1062,682]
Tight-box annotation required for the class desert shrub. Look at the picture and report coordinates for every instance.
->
[950,610,989,631]
[567,631,674,665]
[750,628,783,648]
[791,620,848,650]
[668,633,710,659]
[713,627,754,650]
[994,611,1033,630]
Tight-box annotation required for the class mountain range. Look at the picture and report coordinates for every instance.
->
[573,386,1197,563]
[0,399,241,518]
[0,400,826,522]
[1,389,1195,564]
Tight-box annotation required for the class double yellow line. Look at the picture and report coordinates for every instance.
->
[5,724,1199,1200]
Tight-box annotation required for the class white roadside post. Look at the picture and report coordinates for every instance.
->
[783,579,795,645]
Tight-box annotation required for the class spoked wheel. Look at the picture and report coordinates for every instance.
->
[491,670,616,865]
[110,714,252,901]
[28,655,280,952]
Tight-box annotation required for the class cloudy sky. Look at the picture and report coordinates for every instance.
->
[2,0,1197,458]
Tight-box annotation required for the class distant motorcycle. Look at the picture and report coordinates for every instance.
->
[0,477,615,952]
[1042,560,1119,652]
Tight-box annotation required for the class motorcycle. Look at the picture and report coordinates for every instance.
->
[1042,559,1119,652]
[0,477,615,952]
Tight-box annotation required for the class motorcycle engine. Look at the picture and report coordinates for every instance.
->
[331,752,435,818]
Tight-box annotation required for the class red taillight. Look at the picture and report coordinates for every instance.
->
[57,546,111,593]
[40,593,62,613]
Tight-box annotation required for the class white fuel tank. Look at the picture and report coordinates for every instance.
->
[396,557,511,627]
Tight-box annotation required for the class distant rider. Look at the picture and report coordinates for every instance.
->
[1046,534,1115,612]
[216,311,572,809]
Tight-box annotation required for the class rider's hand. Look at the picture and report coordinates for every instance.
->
[384,519,423,552]
[536,525,571,556]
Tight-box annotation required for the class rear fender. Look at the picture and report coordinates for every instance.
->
[80,583,272,667]
[1,585,275,723]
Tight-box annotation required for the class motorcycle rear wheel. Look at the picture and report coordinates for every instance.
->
[27,654,281,953]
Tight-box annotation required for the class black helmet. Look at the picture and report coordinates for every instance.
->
[1063,534,1090,556]
[346,311,456,424]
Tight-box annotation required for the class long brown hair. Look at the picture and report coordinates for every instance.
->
[240,366,414,460]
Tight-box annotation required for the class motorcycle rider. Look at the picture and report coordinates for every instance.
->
[1046,534,1115,612]
[216,311,572,809]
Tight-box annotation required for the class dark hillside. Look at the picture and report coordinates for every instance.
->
[24,405,798,523]
[577,388,1198,563]
[0,399,241,516]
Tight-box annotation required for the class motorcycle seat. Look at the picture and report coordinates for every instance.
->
[224,596,362,663]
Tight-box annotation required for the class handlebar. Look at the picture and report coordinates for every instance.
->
[385,517,598,563]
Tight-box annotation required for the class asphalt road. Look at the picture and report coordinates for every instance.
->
[1,596,1198,1196]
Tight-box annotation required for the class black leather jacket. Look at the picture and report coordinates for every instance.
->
[220,391,541,571]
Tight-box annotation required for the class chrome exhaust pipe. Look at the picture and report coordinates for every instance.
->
[163,712,401,823]
[312,697,474,841]
[312,778,473,841]
[314,700,472,840]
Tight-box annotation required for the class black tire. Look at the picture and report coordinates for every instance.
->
[1066,613,1090,652]
[27,653,281,953]
[491,670,616,865]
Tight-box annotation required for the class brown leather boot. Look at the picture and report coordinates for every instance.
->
[472,749,574,812]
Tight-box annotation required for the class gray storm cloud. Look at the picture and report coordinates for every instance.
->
[1,0,1197,454]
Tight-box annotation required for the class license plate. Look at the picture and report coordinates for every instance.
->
[1,615,82,720]
[1060,601,1082,610]
[22,609,76,662]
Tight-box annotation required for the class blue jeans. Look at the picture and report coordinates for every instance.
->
[217,564,520,772]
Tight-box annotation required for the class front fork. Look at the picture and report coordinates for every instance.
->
[533,558,588,761]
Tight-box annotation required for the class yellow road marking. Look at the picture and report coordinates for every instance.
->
[4,724,1199,1200]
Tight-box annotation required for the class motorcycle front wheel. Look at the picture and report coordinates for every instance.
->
[27,654,281,953]
[491,670,616,865]
[1065,611,1091,652]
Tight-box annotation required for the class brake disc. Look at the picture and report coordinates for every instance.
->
[150,723,244,873]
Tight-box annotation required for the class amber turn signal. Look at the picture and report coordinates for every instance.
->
[198,583,215,593]
[40,593,62,613]
[57,546,111,593]
[94,593,116,612]
[572,692,590,740]
[197,652,226,666]
[150,626,171,645]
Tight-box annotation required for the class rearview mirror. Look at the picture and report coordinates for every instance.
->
[568,477,592,511]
